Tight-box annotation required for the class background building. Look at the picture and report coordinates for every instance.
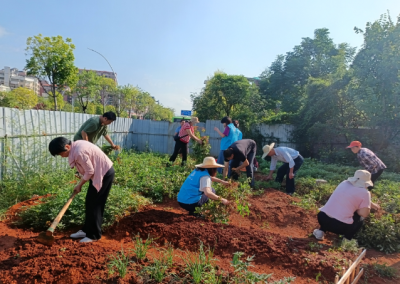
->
[0,66,40,94]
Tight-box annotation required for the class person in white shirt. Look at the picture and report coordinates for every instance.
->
[262,143,304,195]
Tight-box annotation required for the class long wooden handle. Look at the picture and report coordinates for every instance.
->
[47,192,77,233]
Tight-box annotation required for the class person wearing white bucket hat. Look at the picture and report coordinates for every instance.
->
[313,170,380,241]
[177,157,230,216]
[262,143,303,195]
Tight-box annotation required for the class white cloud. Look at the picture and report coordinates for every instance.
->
[0,26,8,38]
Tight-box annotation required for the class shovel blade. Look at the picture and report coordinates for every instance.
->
[36,231,55,246]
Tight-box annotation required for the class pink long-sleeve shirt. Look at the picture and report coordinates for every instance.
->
[68,140,113,191]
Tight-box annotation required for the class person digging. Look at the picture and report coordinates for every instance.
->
[313,170,380,241]
[74,111,119,150]
[48,137,115,243]
[262,143,304,195]
[177,157,230,216]
[223,139,257,188]
[346,141,386,190]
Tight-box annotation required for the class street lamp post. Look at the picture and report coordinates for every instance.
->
[87,48,120,114]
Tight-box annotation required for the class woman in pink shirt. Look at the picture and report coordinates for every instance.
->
[49,137,114,243]
[313,170,380,241]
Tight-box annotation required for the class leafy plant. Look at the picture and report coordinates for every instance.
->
[107,247,132,279]
[133,234,153,261]
[141,251,169,283]
[181,241,216,284]
[230,252,272,284]
[191,127,211,164]
[371,262,398,279]
[340,238,359,254]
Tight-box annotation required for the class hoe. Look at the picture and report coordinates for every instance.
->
[36,192,77,246]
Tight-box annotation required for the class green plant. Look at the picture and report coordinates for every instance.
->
[340,238,359,254]
[133,234,153,261]
[141,252,169,283]
[371,262,397,279]
[191,127,211,164]
[269,277,296,284]
[107,247,132,279]
[181,241,216,284]
[230,252,272,283]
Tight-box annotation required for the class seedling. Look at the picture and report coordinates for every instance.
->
[107,247,132,279]
[132,234,153,261]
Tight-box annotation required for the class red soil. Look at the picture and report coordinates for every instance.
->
[0,189,398,283]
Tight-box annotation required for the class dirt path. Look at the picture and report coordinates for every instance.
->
[0,189,398,283]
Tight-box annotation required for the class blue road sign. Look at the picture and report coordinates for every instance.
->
[181,110,192,116]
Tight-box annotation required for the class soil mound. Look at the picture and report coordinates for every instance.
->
[109,208,343,279]
[4,194,52,223]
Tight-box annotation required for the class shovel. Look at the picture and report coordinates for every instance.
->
[36,192,77,246]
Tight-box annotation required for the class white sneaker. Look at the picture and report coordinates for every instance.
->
[70,230,86,239]
[80,237,95,243]
[313,229,324,240]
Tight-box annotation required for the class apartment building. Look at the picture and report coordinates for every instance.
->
[0,66,40,94]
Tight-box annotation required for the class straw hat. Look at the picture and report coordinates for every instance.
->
[347,170,373,188]
[190,117,199,124]
[195,157,224,168]
[261,143,275,159]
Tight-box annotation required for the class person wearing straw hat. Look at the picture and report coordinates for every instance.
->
[313,170,380,241]
[263,143,304,195]
[223,139,257,188]
[168,117,203,166]
[346,141,386,190]
[177,157,230,216]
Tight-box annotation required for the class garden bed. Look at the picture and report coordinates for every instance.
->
[0,188,398,284]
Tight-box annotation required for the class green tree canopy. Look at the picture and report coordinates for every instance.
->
[25,34,78,110]
[72,70,101,113]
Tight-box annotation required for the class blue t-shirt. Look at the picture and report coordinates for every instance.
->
[220,123,239,150]
[177,169,210,204]
[175,126,181,133]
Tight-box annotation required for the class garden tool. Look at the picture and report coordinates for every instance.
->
[36,192,77,246]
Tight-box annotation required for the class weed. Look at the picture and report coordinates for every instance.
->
[340,238,359,254]
[308,242,323,252]
[181,241,216,284]
[269,276,296,283]
[371,262,397,279]
[133,234,153,261]
[230,251,272,283]
[141,252,169,283]
[107,247,132,279]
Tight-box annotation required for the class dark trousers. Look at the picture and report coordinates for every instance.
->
[275,155,304,194]
[179,188,215,215]
[230,149,256,188]
[317,211,363,240]
[368,169,384,191]
[82,167,115,240]
[169,140,188,165]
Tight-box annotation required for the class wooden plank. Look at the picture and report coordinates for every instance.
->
[337,250,366,284]
[351,268,364,284]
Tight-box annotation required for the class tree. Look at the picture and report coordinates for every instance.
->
[0,87,38,109]
[350,12,400,149]
[133,91,156,118]
[191,72,263,131]
[99,77,116,113]
[25,34,78,110]
[37,92,65,110]
[72,70,101,113]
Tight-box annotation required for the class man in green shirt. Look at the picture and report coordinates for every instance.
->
[74,112,118,149]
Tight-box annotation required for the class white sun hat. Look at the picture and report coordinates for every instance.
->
[195,157,224,168]
[261,143,275,160]
[347,170,373,188]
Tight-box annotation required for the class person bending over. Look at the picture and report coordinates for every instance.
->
[313,170,380,241]
[74,111,118,149]
[346,141,386,190]
[263,143,303,195]
[177,157,230,216]
[223,139,256,188]
[48,137,115,243]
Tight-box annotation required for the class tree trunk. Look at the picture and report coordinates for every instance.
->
[52,85,58,111]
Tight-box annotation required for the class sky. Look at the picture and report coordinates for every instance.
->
[0,0,399,115]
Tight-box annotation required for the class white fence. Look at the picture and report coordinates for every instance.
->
[0,107,294,179]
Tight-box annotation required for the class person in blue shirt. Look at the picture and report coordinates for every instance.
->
[177,157,230,216]
[214,117,239,174]
[262,143,304,195]
[233,120,243,140]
